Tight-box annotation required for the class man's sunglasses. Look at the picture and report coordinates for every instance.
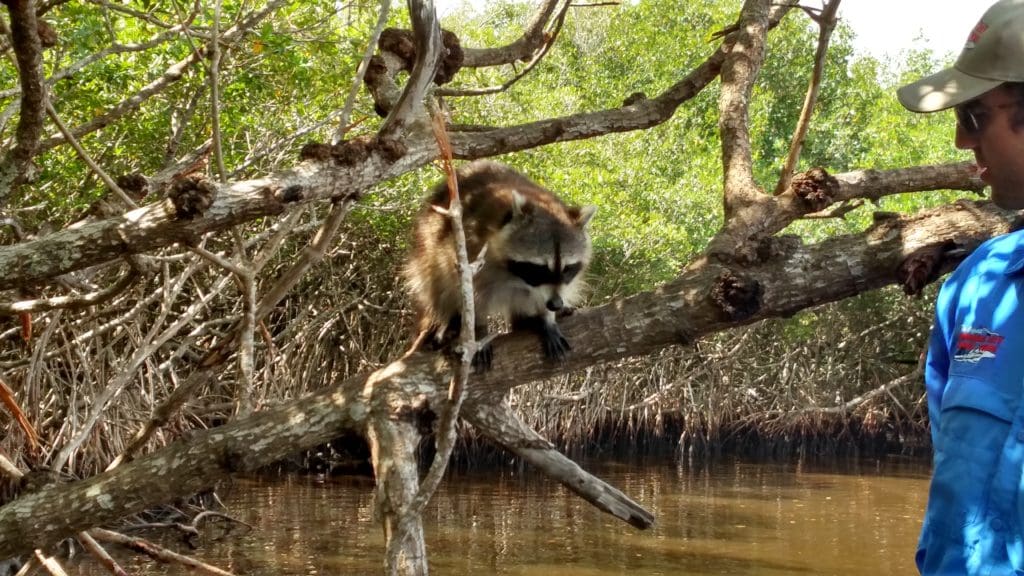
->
[954,100,1018,135]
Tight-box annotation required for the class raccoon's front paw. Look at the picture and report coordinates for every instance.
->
[471,340,493,373]
[540,325,571,362]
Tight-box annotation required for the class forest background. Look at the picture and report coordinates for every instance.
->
[0,0,1006,570]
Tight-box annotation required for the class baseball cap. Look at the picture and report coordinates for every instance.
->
[897,0,1024,112]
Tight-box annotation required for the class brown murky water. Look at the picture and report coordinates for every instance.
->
[67,456,929,575]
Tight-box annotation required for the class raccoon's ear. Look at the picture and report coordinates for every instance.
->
[508,189,533,222]
[572,205,597,228]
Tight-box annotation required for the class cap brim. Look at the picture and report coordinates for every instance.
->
[897,67,1004,112]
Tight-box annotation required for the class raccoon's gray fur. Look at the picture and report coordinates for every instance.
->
[404,160,596,369]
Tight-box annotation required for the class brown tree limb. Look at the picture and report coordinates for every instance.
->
[89,528,235,576]
[455,0,561,68]
[467,398,655,528]
[77,531,129,576]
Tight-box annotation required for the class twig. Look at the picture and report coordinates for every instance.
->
[388,106,473,567]
[89,528,235,576]
[210,0,228,182]
[332,0,392,144]
[774,0,841,195]
[0,269,137,316]
[77,531,129,576]
[0,451,24,481]
[31,551,67,576]
[0,377,39,453]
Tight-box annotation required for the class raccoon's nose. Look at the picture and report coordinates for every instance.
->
[546,295,563,312]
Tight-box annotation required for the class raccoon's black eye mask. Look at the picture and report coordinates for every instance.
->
[507,261,582,286]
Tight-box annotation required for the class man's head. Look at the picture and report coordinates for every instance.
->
[898,0,1024,209]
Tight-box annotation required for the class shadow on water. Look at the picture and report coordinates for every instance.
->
[66,455,930,575]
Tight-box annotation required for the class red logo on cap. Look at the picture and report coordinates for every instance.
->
[966,21,989,46]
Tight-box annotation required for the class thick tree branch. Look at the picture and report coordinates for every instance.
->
[446,2,797,158]
[0,140,437,291]
[0,161,978,293]
[437,0,569,97]
[719,0,770,213]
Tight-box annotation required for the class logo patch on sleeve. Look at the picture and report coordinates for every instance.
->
[954,327,1004,363]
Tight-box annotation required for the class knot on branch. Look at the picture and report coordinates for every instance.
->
[897,241,959,297]
[792,167,838,212]
[710,270,762,321]
[378,27,464,85]
[623,92,647,106]
[116,172,149,202]
[437,29,464,85]
[167,174,217,219]
[299,135,407,166]
[379,28,416,65]
[37,20,57,48]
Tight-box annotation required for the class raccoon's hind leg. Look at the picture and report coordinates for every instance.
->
[406,314,461,355]
[511,313,570,362]
[409,314,494,372]
[433,315,493,373]
[470,322,493,372]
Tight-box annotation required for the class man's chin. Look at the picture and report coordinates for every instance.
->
[990,188,1024,211]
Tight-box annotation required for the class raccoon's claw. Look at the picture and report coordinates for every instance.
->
[541,326,571,362]
[472,340,494,372]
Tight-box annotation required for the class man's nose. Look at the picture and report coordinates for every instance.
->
[954,122,978,150]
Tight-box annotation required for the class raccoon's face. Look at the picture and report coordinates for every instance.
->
[494,197,596,312]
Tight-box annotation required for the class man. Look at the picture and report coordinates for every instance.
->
[897,0,1024,573]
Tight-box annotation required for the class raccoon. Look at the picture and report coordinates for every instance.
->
[403,160,596,369]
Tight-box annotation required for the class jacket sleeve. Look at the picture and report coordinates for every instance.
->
[924,282,955,448]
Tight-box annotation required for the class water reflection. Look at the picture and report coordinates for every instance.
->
[68,457,929,575]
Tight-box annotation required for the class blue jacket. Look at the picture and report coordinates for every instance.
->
[918,229,1024,575]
